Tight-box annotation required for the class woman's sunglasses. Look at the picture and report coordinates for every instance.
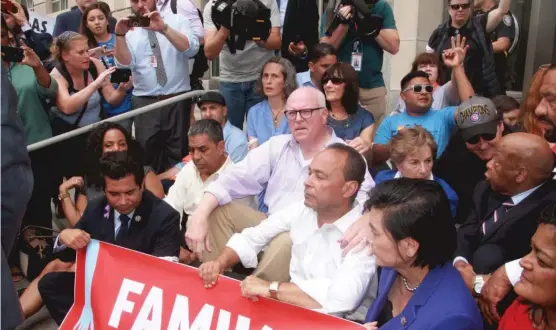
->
[322,77,345,85]
[466,133,496,145]
[450,3,471,10]
[402,84,434,94]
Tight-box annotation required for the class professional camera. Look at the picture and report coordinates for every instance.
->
[211,0,271,53]
[326,0,383,43]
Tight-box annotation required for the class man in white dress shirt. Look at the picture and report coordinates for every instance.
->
[186,87,375,282]
[198,144,377,318]
[114,0,200,173]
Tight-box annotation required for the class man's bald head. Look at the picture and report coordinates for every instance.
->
[285,87,328,145]
[287,87,326,109]
[486,133,554,194]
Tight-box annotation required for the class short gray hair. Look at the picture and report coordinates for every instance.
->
[287,87,327,109]
[256,57,298,99]
[188,119,223,143]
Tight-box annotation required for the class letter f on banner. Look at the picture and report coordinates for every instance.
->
[108,279,145,328]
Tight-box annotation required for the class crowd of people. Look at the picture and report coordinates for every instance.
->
[2,0,556,329]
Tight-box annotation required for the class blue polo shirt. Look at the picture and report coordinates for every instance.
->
[375,107,457,157]
[223,121,249,163]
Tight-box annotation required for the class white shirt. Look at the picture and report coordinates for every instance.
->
[394,171,434,181]
[206,130,375,215]
[156,0,204,42]
[115,12,200,96]
[164,157,256,226]
[227,202,377,317]
[454,184,543,266]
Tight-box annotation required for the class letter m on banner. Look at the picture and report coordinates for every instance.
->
[60,240,365,330]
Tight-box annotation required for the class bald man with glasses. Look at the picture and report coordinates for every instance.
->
[185,87,375,282]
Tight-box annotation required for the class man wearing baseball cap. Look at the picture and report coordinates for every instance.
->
[435,96,515,223]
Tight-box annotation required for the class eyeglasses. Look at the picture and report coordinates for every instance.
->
[402,84,434,93]
[466,133,496,145]
[450,3,471,10]
[322,77,344,85]
[284,107,323,120]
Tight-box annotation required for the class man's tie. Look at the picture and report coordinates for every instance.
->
[482,199,515,235]
[147,30,168,86]
[116,214,131,243]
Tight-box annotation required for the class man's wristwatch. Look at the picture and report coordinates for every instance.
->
[473,275,485,297]
[269,281,280,299]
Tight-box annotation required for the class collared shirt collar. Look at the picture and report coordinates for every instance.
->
[193,156,232,181]
[223,121,232,138]
[511,183,544,205]
[288,127,339,148]
[114,209,136,224]
[328,203,363,233]
[394,171,434,181]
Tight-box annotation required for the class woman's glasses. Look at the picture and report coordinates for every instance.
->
[466,133,496,145]
[450,3,471,10]
[402,84,434,94]
[322,77,344,85]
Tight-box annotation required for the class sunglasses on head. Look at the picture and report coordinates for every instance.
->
[466,133,496,145]
[322,77,344,85]
[403,84,434,94]
[450,3,471,10]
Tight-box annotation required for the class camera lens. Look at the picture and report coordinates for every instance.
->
[133,22,139,27]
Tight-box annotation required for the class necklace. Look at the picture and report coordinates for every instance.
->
[329,111,350,128]
[402,277,419,292]
[271,106,284,125]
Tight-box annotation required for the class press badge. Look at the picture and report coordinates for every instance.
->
[149,55,158,68]
[351,40,363,72]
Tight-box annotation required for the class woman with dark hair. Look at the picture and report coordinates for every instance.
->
[498,203,556,330]
[362,179,482,330]
[80,2,133,132]
[321,63,374,154]
[247,57,297,149]
[492,95,521,128]
[58,122,164,226]
[393,36,475,114]
[19,123,164,320]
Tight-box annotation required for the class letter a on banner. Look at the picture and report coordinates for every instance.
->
[61,241,365,330]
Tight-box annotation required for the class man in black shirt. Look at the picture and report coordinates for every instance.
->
[434,96,514,224]
[427,0,512,97]
[474,0,517,93]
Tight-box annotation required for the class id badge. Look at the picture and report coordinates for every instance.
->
[149,55,158,68]
[351,53,363,71]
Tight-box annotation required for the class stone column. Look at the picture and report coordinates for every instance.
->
[381,0,445,114]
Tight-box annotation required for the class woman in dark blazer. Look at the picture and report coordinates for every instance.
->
[362,179,482,330]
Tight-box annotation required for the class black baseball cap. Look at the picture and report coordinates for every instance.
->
[196,91,226,107]
[456,96,501,142]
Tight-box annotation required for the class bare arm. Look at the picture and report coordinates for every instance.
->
[51,70,102,115]
[145,171,165,199]
[320,24,349,49]
[276,283,322,309]
[375,29,400,55]
[371,144,390,166]
[33,64,51,89]
[204,28,230,60]
[114,18,133,66]
[492,37,511,53]
[256,27,281,51]
[486,0,512,33]
[92,59,128,106]
[450,66,474,104]
[359,124,375,145]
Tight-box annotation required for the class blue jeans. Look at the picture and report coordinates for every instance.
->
[219,80,263,129]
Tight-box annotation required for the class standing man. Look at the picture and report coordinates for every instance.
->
[114,0,200,173]
[203,0,281,129]
[321,0,399,124]
[1,69,33,330]
[53,0,116,36]
[427,0,512,97]
[474,0,517,93]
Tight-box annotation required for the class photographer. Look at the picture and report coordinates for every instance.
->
[1,0,52,61]
[203,0,281,130]
[321,0,399,125]
[114,0,200,173]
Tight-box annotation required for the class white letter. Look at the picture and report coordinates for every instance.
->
[167,298,215,330]
[190,304,215,330]
[108,279,145,328]
[216,309,231,330]
[235,315,250,330]
[131,286,163,330]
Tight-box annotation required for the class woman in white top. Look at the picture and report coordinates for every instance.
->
[393,36,474,114]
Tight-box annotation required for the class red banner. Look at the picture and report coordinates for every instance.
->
[61,240,365,330]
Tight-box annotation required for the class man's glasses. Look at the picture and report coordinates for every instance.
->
[322,77,344,85]
[402,84,434,94]
[450,3,471,10]
[466,133,496,145]
[284,107,322,120]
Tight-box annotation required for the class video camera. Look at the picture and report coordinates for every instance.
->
[211,0,271,54]
[327,0,383,43]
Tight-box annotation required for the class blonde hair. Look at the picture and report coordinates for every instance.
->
[50,31,88,62]
[389,126,438,165]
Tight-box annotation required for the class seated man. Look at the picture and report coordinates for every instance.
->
[435,96,515,223]
[158,91,249,183]
[372,71,458,164]
[186,87,375,282]
[38,151,181,325]
[198,144,377,319]
[164,119,255,262]
[454,133,556,295]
